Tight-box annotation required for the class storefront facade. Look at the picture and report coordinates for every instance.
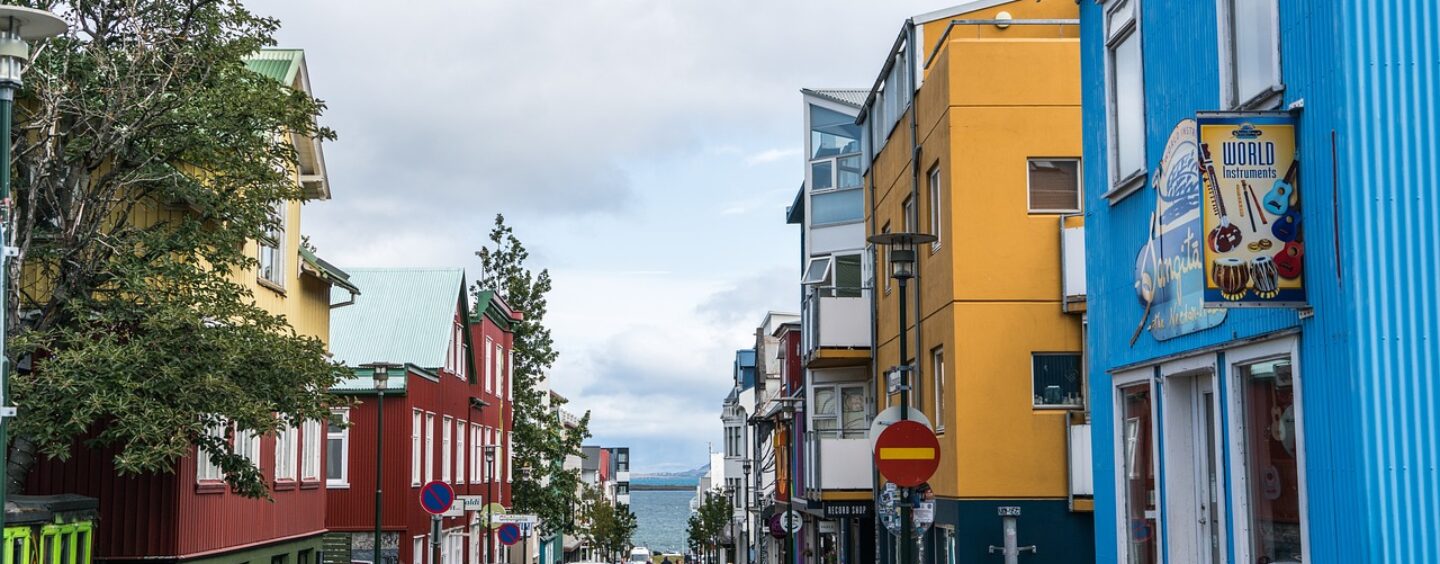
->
[1080,1,1440,563]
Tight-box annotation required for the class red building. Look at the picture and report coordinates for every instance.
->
[324,269,515,564]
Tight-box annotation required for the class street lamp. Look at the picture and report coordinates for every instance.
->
[485,445,497,564]
[0,5,65,534]
[866,232,937,564]
[779,400,799,564]
[360,362,400,564]
[741,459,751,564]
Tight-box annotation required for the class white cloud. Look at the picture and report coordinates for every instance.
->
[744,147,802,166]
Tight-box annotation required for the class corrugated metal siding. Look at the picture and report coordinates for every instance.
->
[1340,2,1440,563]
[1080,0,1398,561]
[29,439,179,557]
[329,268,465,368]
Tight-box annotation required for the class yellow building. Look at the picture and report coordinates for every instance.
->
[858,1,1090,561]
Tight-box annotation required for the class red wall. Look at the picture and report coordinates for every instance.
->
[30,426,327,559]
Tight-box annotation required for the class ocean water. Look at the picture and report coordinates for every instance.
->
[629,489,693,555]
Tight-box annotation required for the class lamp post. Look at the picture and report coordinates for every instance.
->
[741,459,751,564]
[485,445,497,564]
[360,363,400,564]
[0,5,65,531]
[866,232,936,564]
[780,401,798,564]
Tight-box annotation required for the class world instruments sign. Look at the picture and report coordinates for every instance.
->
[1197,113,1305,307]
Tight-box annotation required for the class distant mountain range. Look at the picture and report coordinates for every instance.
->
[632,463,709,487]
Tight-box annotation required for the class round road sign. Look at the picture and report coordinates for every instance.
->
[419,481,455,515]
[497,523,521,546]
[873,419,941,487]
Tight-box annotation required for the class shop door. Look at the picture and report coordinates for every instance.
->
[1164,371,1225,564]
[1194,377,1222,564]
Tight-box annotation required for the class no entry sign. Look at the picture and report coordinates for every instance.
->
[419,481,455,515]
[873,419,940,487]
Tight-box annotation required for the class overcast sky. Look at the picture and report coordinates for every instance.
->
[251,0,940,473]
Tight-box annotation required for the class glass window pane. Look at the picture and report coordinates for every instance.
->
[1232,0,1278,102]
[815,388,837,415]
[833,255,862,297]
[1113,32,1144,178]
[812,160,834,191]
[841,387,866,430]
[811,189,863,226]
[326,438,343,480]
[1033,353,1082,407]
[1239,357,1303,561]
[809,105,861,159]
[1028,160,1081,212]
[1121,383,1158,564]
[838,156,862,189]
[803,257,832,285]
[1107,0,1134,36]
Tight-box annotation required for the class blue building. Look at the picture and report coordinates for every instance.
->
[1080,1,1439,563]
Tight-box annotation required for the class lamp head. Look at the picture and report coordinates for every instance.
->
[0,7,66,90]
[867,232,937,281]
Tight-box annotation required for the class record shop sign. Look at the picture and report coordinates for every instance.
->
[1134,119,1227,341]
[1197,112,1305,307]
[822,501,871,519]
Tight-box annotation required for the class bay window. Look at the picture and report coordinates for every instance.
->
[813,384,869,439]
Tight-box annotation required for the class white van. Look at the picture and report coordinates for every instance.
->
[628,547,652,562]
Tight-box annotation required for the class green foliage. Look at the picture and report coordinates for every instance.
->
[473,214,590,533]
[578,484,638,560]
[686,489,734,559]
[5,0,341,497]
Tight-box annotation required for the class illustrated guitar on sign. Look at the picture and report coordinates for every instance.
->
[1263,161,1299,215]
[1200,143,1243,253]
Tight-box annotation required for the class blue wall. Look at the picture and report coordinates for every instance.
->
[1081,0,1437,562]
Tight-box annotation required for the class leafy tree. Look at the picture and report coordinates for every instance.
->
[5,0,340,498]
[473,214,591,532]
[686,489,734,564]
[578,484,637,561]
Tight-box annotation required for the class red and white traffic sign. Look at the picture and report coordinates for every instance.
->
[419,481,455,515]
[873,419,941,487]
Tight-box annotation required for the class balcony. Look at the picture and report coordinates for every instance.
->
[803,287,872,367]
[803,431,873,498]
[1061,215,1086,313]
[616,471,630,483]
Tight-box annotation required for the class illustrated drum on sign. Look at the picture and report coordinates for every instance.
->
[1212,258,1250,301]
[1203,144,1302,301]
[1249,255,1280,299]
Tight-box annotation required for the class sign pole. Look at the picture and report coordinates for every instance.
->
[897,276,913,564]
[430,515,441,564]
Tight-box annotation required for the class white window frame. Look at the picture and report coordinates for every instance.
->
[424,412,436,483]
[1103,0,1147,201]
[1111,368,1161,564]
[275,422,297,481]
[494,343,504,396]
[234,426,261,468]
[881,223,892,294]
[1026,158,1084,214]
[327,408,350,488]
[411,409,423,486]
[472,424,483,484]
[442,416,453,483]
[1225,337,1308,564]
[485,337,495,393]
[932,346,946,433]
[811,383,871,439]
[1216,0,1283,110]
[1032,352,1085,409]
[414,535,426,564]
[802,256,833,286]
[197,419,227,483]
[301,419,322,481]
[927,164,942,250]
[506,431,513,485]
[456,419,466,486]
[257,200,287,287]
[507,348,514,400]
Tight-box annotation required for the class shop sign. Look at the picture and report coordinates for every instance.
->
[1134,120,1227,341]
[1197,112,1306,306]
[822,501,872,519]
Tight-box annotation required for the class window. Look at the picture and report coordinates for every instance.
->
[484,337,494,393]
[811,188,864,226]
[275,423,297,481]
[832,254,862,298]
[414,536,426,564]
[932,347,946,432]
[811,160,834,191]
[1106,0,1146,196]
[411,409,423,485]
[442,416,453,483]
[936,526,957,564]
[1033,353,1083,408]
[1118,381,1158,564]
[234,426,260,468]
[258,201,286,286]
[813,384,869,439]
[881,222,892,294]
[1220,0,1281,108]
[1028,159,1082,213]
[1237,356,1304,562]
[802,256,832,286]
[507,348,514,400]
[326,409,349,487]
[494,343,504,396]
[902,195,916,233]
[271,554,288,564]
[928,165,942,248]
[298,549,313,564]
[456,420,466,486]
[197,420,226,482]
[424,412,436,483]
[506,431,513,484]
[301,419,322,481]
[472,424,483,483]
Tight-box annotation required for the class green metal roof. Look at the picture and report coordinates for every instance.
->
[243,49,304,85]
[470,289,516,330]
[300,247,360,295]
[329,268,467,380]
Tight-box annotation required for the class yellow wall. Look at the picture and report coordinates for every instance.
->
[868,1,1081,502]
[241,195,332,345]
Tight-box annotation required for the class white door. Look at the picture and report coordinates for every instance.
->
[1194,377,1222,564]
